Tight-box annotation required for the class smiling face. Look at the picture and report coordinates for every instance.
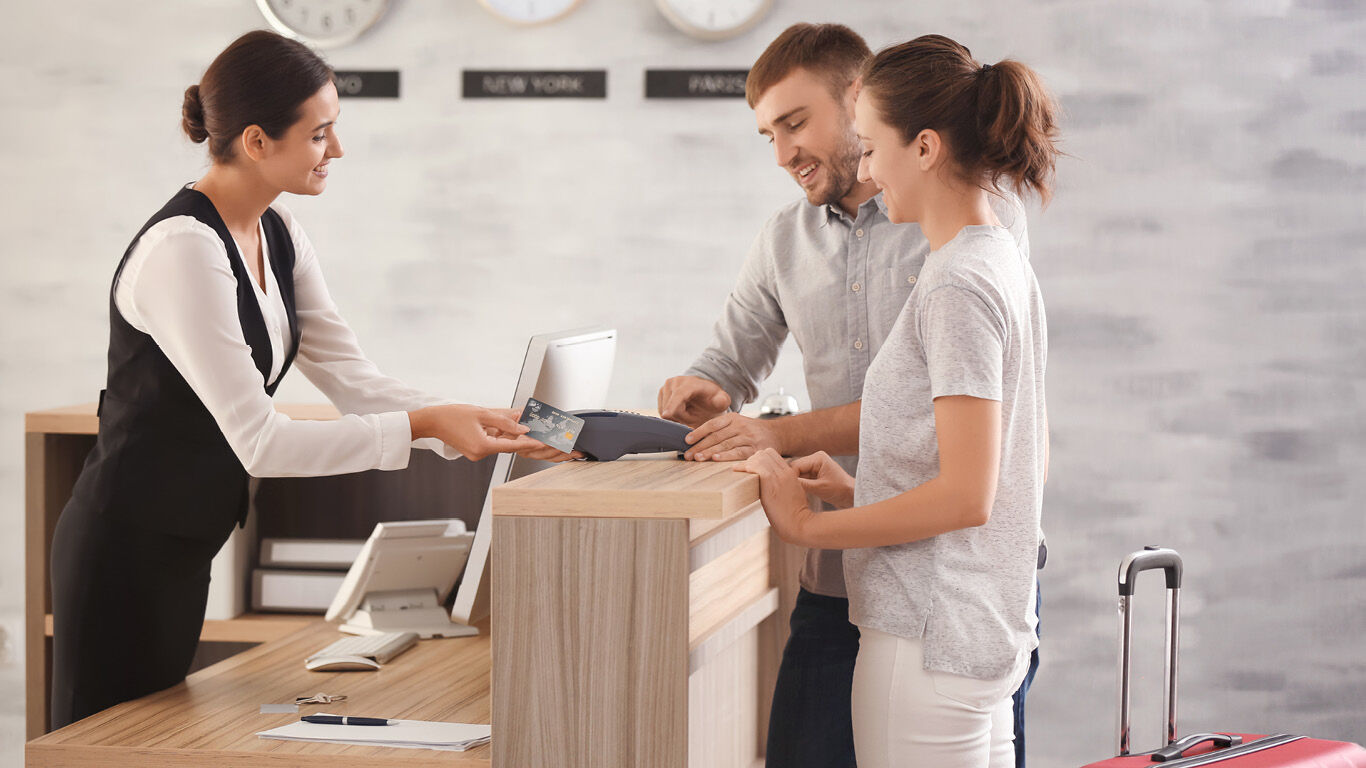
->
[753,68,864,209]
[854,90,935,224]
[253,80,345,196]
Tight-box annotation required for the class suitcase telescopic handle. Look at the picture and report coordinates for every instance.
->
[1119,546,1184,595]
[1116,546,1184,756]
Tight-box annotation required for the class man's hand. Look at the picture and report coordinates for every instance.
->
[789,451,855,508]
[684,412,781,462]
[735,448,817,546]
[658,375,732,428]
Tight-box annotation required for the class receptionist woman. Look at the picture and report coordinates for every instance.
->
[48,30,564,729]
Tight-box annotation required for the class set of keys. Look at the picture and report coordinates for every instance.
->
[260,692,348,714]
[295,692,347,705]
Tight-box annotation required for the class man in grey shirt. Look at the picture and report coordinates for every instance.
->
[658,23,1039,768]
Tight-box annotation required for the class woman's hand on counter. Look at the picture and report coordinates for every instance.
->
[409,405,575,462]
[735,448,817,546]
[789,451,855,509]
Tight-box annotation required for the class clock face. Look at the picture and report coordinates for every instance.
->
[656,0,772,41]
[256,0,391,48]
[478,0,584,25]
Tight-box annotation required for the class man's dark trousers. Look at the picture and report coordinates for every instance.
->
[764,587,1042,768]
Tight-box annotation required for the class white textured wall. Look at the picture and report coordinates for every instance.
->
[2,1,1363,765]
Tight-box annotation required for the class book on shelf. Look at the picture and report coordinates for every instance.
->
[259,537,365,569]
[251,568,347,613]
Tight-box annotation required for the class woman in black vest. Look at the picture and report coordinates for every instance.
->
[49,31,564,729]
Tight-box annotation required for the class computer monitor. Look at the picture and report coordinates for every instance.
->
[325,518,476,638]
[448,326,617,629]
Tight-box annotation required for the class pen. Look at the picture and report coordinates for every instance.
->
[301,715,396,726]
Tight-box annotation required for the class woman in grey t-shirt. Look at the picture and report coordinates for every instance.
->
[739,34,1059,768]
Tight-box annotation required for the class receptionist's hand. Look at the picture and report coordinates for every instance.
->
[735,448,816,546]
[789,451,855,509]
[409,404,545,462]
[684,412,779,462]
[486,408,580,462]
[658,375,731,428]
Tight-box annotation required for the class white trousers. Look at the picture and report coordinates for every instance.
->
[851,627,1026,768]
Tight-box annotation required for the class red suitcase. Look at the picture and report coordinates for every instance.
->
[1081,547,1366,768]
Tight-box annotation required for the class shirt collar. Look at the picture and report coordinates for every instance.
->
[819,192,887,228]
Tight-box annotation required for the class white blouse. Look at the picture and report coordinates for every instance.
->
[113,199,458,477]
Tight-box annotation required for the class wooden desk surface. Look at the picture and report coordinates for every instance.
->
[493,456,759,520]
[26,621,491,768]
[25,402,342,435]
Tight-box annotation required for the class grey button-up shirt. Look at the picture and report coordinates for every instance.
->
[687,192,1029,598]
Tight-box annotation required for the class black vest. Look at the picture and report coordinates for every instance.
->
[65,187,301,542]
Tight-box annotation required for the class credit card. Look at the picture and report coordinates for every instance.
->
[518,397,584,454]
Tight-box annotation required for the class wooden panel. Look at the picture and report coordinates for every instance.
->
[689,499,764,543]
[24,404,100,435]
[689,588,778,675]
[26,621,491,767]
[492,516,689,768]
[688,623,760,768]
[493,459,758,520]
[688,505,767,572]
[254,450,497,540]
[688,531,770,650]
[26,433,96,739]
[43,613,312,644]
[25,432,49,741]
[24,403,340,435]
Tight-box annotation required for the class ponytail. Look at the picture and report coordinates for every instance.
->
[862,35,1061,204]
[975,60,1059,204]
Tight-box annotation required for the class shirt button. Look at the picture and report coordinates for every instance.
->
[856,228,865,238]
[851,282,861,292]
[854,339,864,350]
[907,275,918,285]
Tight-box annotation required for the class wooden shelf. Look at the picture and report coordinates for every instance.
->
[45,613,316,644]
[25,402,342,435]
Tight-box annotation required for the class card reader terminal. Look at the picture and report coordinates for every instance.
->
[569,410,692,461]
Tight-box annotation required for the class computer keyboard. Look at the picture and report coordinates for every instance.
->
[307,631,419,666]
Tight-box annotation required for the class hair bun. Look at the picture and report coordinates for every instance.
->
[181,84,209,143]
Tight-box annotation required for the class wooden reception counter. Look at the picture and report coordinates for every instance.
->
[27,404,794,767]
[492,458,781,768]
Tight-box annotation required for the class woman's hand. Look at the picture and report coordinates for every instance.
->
[486,408,582,462]
[789,451,855,509]
[410,405,574,462]
[735,448,817,546]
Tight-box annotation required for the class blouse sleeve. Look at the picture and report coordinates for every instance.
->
[124,218,418,477]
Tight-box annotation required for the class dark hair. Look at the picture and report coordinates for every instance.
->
[746,23,872,108]
[181,30,334,162]
[861,35,1060,203]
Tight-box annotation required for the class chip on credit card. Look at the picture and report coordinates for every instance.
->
[518,397,584,454]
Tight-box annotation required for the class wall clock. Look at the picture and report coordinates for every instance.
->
[256,0,391,48]
[478,0,585,25]
[656,0,772,41]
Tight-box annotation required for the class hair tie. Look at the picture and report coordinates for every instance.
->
[979,63,993,75]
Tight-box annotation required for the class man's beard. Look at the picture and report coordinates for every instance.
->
[808,129,863,208]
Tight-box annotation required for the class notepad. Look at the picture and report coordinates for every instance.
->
[257,715,491,752]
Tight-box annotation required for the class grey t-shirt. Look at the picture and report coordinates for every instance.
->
[847,225,1047,680]
[687,194,1029,599]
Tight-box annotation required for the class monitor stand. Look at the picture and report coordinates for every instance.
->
[340,588,480,639]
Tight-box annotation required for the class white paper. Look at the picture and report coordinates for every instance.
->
[257,715,491,752]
